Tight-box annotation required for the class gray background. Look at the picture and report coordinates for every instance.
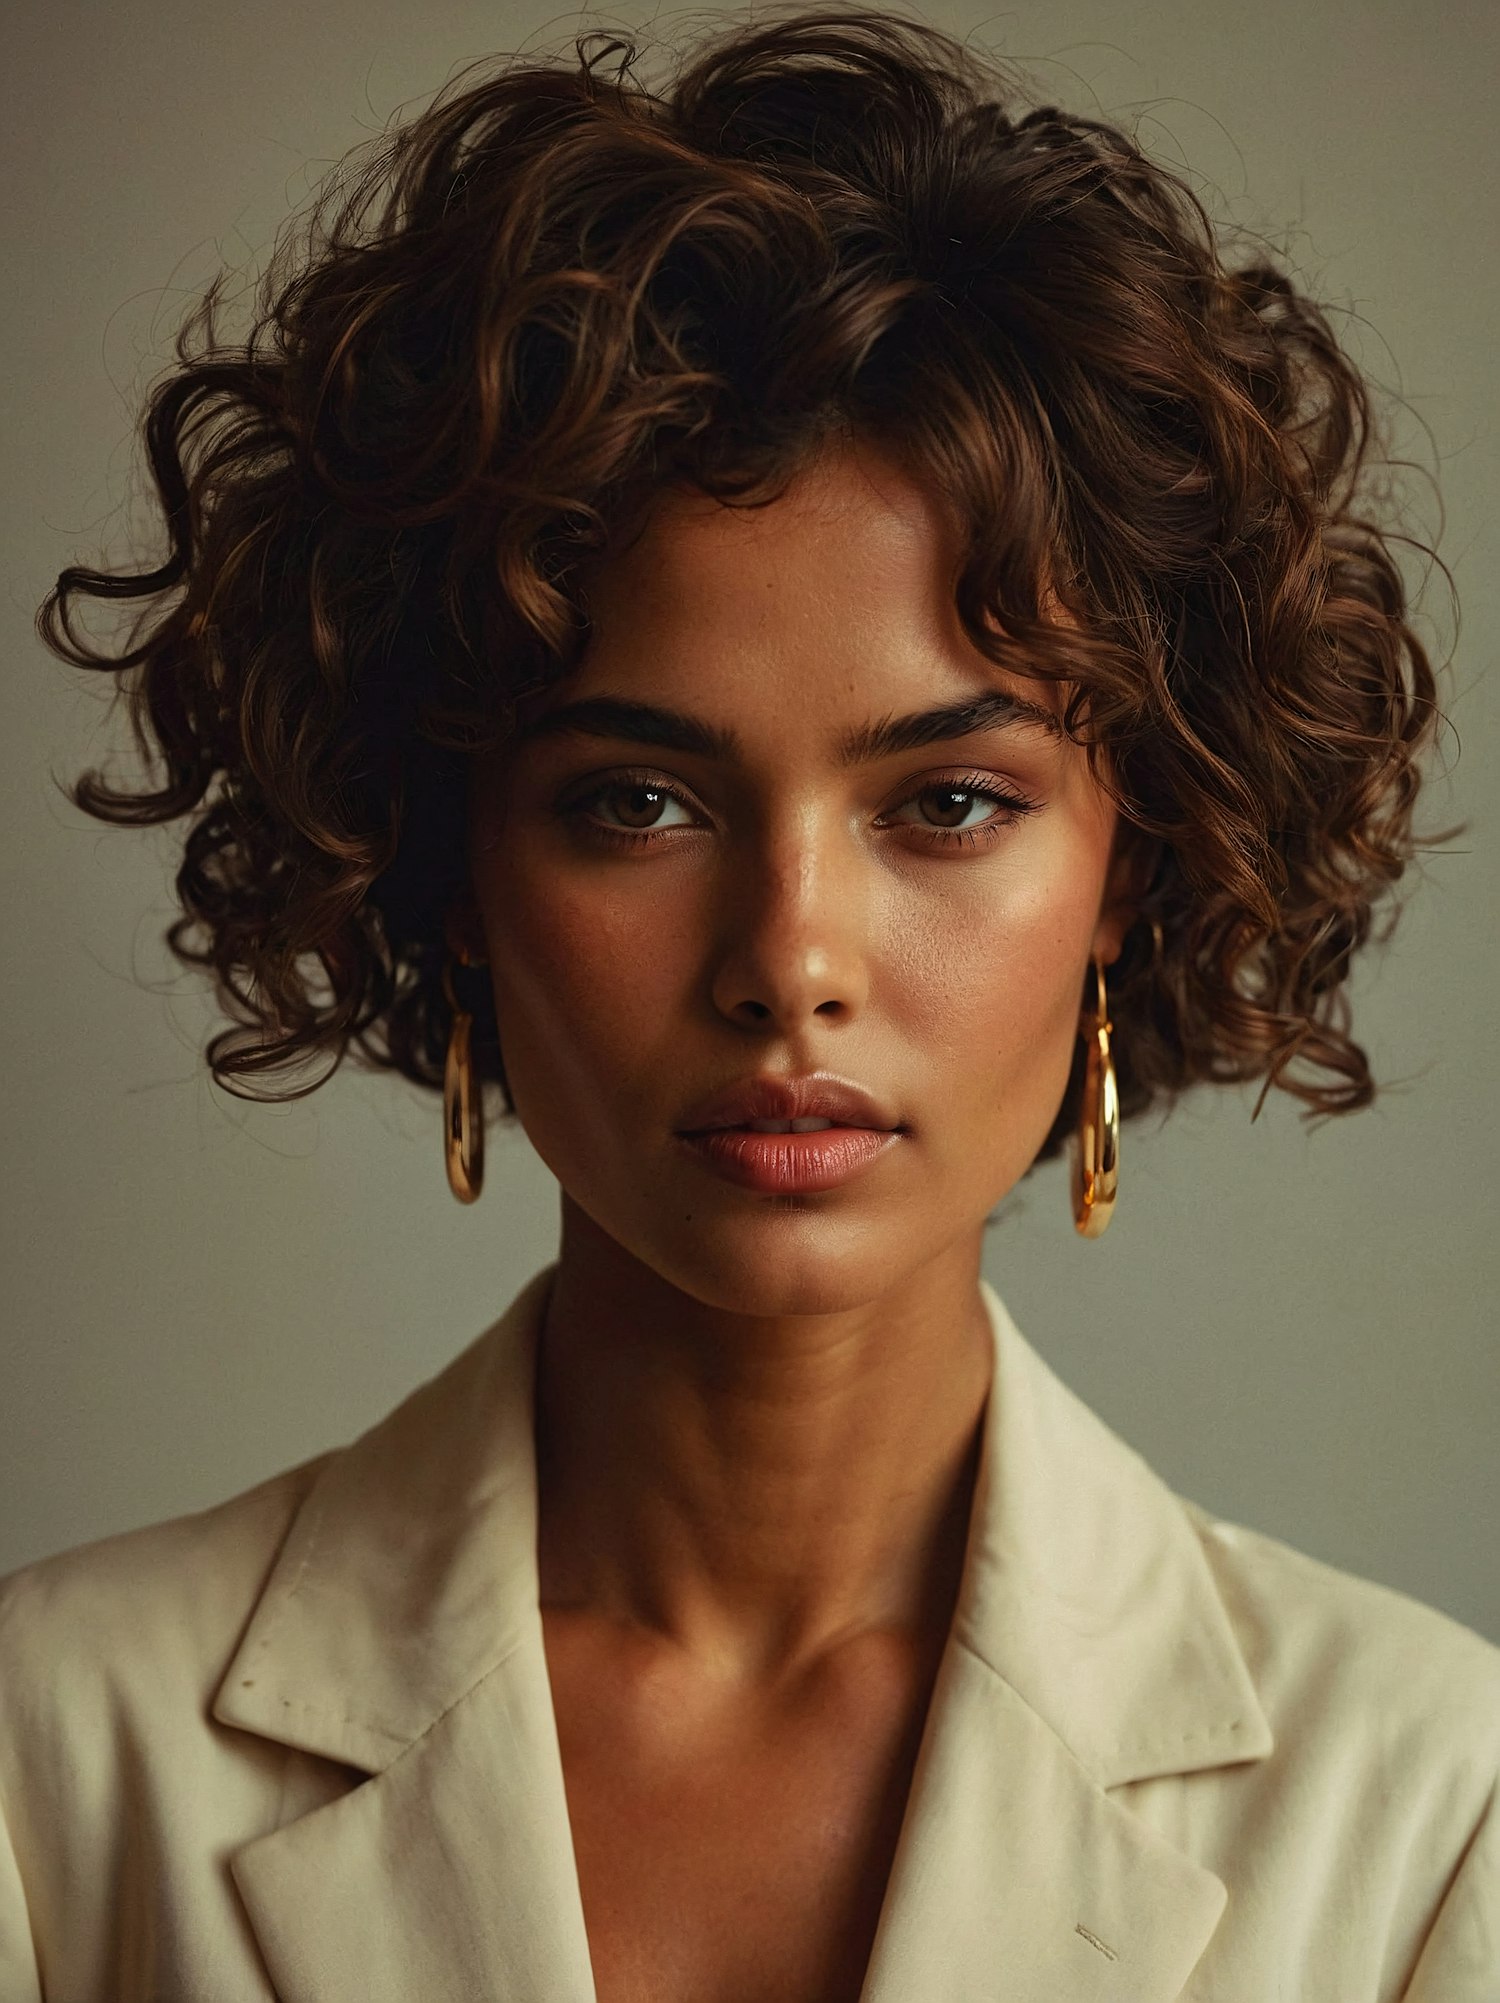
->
[4,0,1496,1639]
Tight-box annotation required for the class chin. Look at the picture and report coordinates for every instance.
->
[616,1203,959,1320]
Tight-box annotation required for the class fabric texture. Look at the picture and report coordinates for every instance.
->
[0,1264,1496,2001]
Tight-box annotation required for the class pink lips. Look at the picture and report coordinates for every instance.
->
[674,1072,904,1194]
[678,1124,899,1194]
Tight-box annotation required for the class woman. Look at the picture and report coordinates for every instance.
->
[3,8,1495,1999]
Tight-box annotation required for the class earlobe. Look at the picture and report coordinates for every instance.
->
[1090,913,1130,968]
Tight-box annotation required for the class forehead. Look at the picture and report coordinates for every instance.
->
[569,437,1063,723]
[608,436,948,573]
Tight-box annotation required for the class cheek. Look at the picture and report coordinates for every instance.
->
[886,828,1104,1131]
[477,841,696,1122]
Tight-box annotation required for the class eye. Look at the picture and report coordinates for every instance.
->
[558,771,701,847]
[900,783,998,832]
[591,779,694,831]
[883,774,1039,848]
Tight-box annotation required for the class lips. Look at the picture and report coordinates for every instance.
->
[673,1072,905,1195]
[675,1072,902,1137]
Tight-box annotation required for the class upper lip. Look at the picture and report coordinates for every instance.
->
[676,1072,903,1134]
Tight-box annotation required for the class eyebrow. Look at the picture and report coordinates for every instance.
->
[513,687,1064,762]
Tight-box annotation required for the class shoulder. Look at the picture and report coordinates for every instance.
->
[1169,1498,1500,1990]
[0,1453,333,1723]
[1180,1492,1500,1768]
[0,1279,547,1744]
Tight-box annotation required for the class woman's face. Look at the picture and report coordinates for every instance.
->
[463,437,1134,1314]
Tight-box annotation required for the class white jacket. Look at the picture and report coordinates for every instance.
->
[1,1264,1496,2000]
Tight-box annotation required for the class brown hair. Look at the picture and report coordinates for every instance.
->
[37,5,1455,1165]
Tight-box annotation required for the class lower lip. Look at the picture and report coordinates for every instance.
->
[676,1125,900,1194]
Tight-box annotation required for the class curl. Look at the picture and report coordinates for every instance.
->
[37,6,1458,1155]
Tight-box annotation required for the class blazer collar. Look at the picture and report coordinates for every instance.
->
[214,1265,1273,2001]
[216,1262,559,1774]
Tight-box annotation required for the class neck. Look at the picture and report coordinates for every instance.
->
[533,1199,994,1683]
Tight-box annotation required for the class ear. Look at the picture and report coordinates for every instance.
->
[1091,823,1162,966]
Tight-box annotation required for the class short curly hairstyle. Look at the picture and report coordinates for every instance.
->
[39,4,1453,1167]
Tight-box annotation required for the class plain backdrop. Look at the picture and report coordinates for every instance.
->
[3,0,1496,1641]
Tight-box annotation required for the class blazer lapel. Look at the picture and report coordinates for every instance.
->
[859,1641,1228,2002]
[861,1278,1274,2001]
[228,1627,596,2002]
[213,1263,598,2003]
[211,1266,1272,2003]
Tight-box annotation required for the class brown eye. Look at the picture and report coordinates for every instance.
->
[564,774,697,840]
[882,774,1040,847]
[898,783,1011,833]
[920,785,984,829]
[607,782,674,829]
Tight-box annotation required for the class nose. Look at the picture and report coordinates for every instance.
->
[708,818,871,1035]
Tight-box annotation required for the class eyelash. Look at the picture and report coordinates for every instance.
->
[558,768,1040,853]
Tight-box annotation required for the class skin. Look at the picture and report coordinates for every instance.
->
[449,434,1140,2003]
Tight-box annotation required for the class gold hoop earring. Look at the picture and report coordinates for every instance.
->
[1072,955,1119,1239]
[442,950,485,1204]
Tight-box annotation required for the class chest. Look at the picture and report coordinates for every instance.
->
[543,1615,938,2003]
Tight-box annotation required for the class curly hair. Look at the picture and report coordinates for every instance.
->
[37,4,1454,1167]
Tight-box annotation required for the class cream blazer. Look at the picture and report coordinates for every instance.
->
[1,1265,1496,2001]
